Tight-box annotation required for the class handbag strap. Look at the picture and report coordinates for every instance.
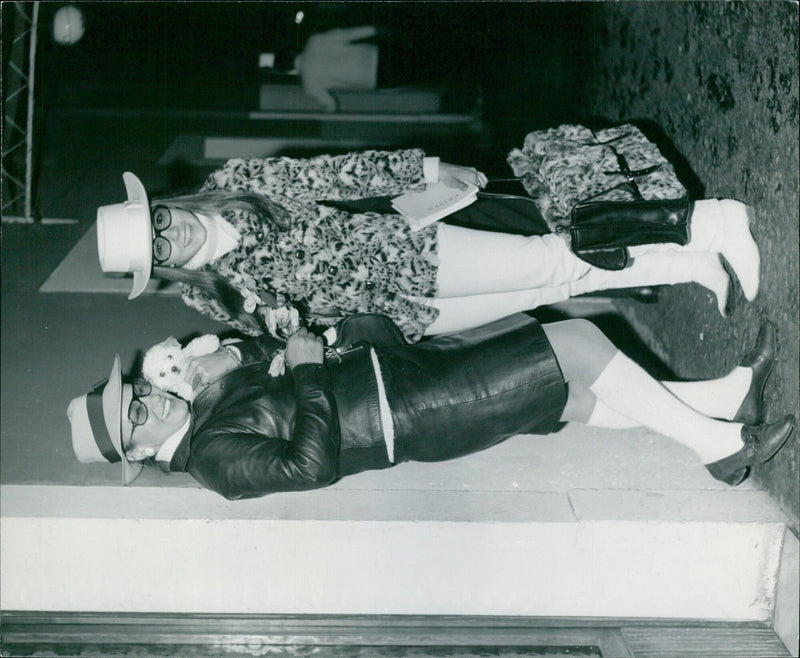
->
[602,145,664,201]
[575,144,664,205]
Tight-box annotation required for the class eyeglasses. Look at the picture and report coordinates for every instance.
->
[151,206,172,264]
[127,377,152,428]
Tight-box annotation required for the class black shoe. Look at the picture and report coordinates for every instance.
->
[733,322,776,425]
[705,415,795,486]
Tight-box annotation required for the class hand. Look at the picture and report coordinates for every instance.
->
[285,328,324,369]
[183,349,239,393]
[439,162,488,191]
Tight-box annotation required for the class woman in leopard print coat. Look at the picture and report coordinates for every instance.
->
[98,142,760,342]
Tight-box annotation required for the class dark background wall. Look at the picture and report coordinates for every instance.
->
[32,1,587,127]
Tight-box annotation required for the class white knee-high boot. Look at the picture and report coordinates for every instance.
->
[686,199,760,300]
[568,251,732,316]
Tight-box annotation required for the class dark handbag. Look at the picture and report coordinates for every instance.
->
[565,140,691,270]
[569,196,692,270]
[325,313,406,363]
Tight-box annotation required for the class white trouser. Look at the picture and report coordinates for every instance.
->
[424,216,724,335]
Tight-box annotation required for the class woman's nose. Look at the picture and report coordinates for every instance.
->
[163,224,180,241]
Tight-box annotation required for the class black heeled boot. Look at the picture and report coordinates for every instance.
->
[705,415,795,486]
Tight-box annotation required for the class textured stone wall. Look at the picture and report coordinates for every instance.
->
[586,1,799,524]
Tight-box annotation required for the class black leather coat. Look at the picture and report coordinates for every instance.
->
[170,314,566,500]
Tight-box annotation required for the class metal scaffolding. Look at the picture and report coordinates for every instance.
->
[2,1,40,222]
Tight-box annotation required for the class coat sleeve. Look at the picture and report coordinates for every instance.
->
[201,149,429,202]
[188,364,341,500]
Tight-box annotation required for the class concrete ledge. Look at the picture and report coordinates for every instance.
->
[0,516,786,619]
[1,483,789,524]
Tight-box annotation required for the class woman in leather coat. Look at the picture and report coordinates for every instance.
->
[68,315,793,499]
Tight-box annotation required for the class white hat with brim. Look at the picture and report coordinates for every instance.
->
[67,355,144,485]
[96,172,152,300]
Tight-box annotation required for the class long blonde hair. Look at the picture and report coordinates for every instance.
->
[149,188,289,334]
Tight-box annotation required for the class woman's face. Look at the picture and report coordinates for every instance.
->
[152,205,207,267]
[123,382,191,455]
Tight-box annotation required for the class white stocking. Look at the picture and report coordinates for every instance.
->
[585,367,752,429]
[589,352,745,463]
[663,368,752,419]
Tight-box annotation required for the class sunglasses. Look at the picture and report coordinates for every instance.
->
[127,377,152,428]
[151,206,173,264]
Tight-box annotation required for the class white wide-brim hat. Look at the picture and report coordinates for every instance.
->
[96,172,152,299]
[66,355,143,485]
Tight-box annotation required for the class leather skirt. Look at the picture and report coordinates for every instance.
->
[376,313,566,464]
